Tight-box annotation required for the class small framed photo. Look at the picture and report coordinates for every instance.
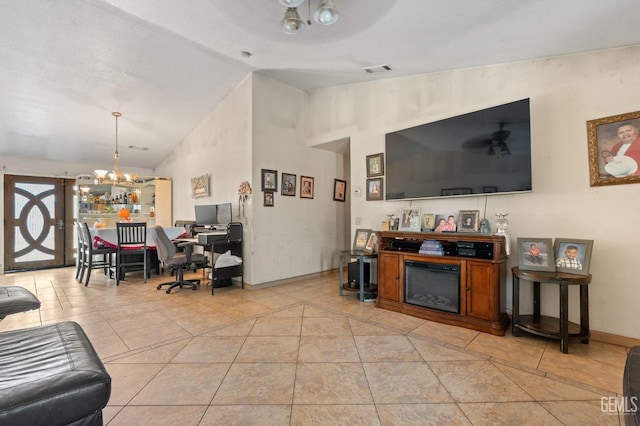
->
[587,110,640,187]
[554,238,594,275]
[364,232,377,253]
[458,210,480,233]
[421,213,435,231]
[399,208,422,232]
[366,153,384,177]
[434,214,457,232]
[441,187,472,196]
[353,229,372,251]
[263,191,274,207]
[300,176,314,199]
[333,179,347,202]
[366,178,383,201]
[262,169,278,192]
[281,173,296,196]
[517,238,555,272]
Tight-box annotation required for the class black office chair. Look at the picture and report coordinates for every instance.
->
[77,222,114,286]
[154,225,208,294]
[114,222,149,285]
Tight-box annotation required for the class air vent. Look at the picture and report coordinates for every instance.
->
[128,145,149,151]
[364,64,392,74]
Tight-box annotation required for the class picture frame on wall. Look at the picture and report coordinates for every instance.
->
[333,179,347,202]
[457,210,480,233]
[190,174,210,198]
[366,153,384,177]
[281,173,296,196]
[516,238,555,272]
[587,110,640,187]
[300,176,314,199]
[263,191,274,207]
[399,207,422,232]
[366,178,383,201]
[261,169,278,192]
[554,238,594,275]
[353,229,372,251]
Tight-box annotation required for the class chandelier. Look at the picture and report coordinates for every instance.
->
[279,0,339,35]
[94,112,136,185]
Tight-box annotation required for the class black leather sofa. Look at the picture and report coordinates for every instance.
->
[0,321,111,425]
[624,346,640,426]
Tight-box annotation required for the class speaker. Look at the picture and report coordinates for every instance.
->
[348,261,370,286]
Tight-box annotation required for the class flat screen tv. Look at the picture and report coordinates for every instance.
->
[385,98,532,200]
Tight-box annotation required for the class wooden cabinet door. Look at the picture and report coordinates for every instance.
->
[378,253,401,302]
[466,261,496,320]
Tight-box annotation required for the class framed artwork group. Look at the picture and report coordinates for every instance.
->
[259,168,346,206]
[366,153,384,201]
[516,237,594,276]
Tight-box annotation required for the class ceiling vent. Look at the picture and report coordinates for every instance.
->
[364,64,392,74]
[128,145,149,151]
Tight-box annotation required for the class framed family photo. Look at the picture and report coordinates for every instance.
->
[457,210,480,232]
[300,176,314,199]
[587,110,640,187]
[366,178,383,201]
[281,173,296,196]
[364,232,377,253]
[263,191,274,207]
[261,169,278,192]
[421,213,435,231]
[353,229,372,251]
[517,238,555,272]
[554,238,593,275]
[399,208,421,232]
[366,153,384,177]
[333,179,346,202]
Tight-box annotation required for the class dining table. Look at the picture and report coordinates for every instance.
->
[91,226,187,250]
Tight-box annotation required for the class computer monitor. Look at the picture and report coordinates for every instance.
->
[216,202,232,226]
[194,204,217,226]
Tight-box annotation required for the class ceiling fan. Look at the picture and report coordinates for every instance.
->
[462,122,512,158]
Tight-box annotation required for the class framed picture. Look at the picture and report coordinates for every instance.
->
[333,178,347,202]
[399,208,422,232]
[281,173,296,196]
[261,169,278,192]
[517,238,556,272]
[554,238,594,275]
[364,232,377,253]
[421,213,435,231]
[434,214,457,232]
[441,187,472,196]
[458,210,480,233]
[587,111,640,187]
[263,191,274,207]
[300,176,314,199]
[353,229,372,251]
[190,174,210,198]
[366,153,384,177]
[366,178,383,201]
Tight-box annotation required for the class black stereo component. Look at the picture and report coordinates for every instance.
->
[456,241,494,259]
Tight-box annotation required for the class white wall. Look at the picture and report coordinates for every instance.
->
[307,45,640,339]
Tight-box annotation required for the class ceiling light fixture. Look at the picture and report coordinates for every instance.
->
[280,0,339,34]
[94,112,136,185]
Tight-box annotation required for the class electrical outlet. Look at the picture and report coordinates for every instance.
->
[355,217,362,225]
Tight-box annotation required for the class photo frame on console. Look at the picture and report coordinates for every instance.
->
[587,110,640,187]
[353,229,372,251]
[517,237,555,272]
[457,210,480,233]
[554,238,593,275]
[399,208,421,232]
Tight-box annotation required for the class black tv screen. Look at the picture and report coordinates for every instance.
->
[385,98,532,200]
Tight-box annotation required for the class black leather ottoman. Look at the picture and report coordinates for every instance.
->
[624,346,640,426]
[0,321,111,425]
[0,285,41,320]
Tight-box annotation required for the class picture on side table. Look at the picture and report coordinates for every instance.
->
[366,178,383,201]
[281,173,296,196]
[333,179,347,202]
[517,238,555,272]
[261,169,278,192]
[457,210,480,233]
[353,229,372,251]
[399,208,421,232]
[554,238,594,275]
[300,176,314,199]
[364,232,377,253]
[587,110,640,187]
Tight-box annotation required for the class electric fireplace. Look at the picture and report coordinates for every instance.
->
[404,260,460,314]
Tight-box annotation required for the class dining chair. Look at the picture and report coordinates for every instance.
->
[78,222,114,286]
[114,222,149,285]
[75,222,84,281]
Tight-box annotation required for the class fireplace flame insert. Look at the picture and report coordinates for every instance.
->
[404,260,460,314]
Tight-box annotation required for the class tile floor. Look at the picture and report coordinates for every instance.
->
[0,267,631,425]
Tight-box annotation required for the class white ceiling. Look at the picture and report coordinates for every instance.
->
[1,0,639,170]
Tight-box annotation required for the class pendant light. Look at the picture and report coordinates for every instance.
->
[94,112,136,185]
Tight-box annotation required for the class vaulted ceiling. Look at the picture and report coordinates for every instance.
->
[1,0,639,169]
